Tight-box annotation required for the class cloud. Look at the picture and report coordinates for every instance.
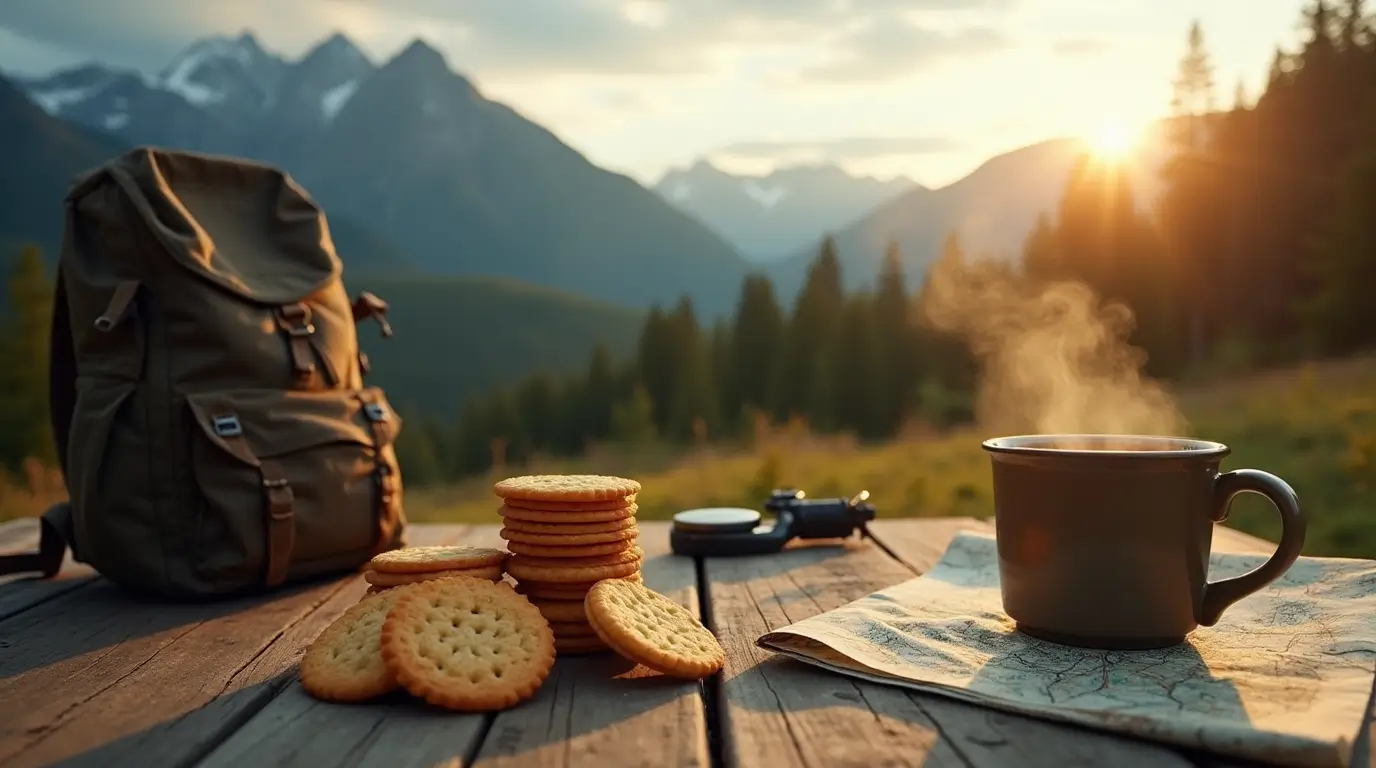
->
[1051,38,1110,56]
[802,15,1013,83]
[717,135,962,161]
[0,0,1022,80]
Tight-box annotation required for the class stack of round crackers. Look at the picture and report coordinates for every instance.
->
[362,545,509,596]
[495,474,644,656]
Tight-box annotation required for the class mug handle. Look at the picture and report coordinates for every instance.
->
[1196,469,1306,627]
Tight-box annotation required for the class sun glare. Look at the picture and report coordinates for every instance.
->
[1088,118,1138,161]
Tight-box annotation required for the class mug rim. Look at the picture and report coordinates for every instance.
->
[982,434,1229,458]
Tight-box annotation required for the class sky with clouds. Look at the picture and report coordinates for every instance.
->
[0,0,1309,188]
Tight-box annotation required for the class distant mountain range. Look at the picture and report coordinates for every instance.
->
[5,27,1179,320]
[10,31,750,316]
[653,160,918,263]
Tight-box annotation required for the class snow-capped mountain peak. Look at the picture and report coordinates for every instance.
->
[157,31,286,110]
[654,160,918,261]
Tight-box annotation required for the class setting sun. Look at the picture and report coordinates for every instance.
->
[1088,117,1138,161]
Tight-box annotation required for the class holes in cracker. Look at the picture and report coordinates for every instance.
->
[602,584,717,657]
[400,589,546,688]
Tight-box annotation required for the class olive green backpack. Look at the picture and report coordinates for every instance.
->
[0,147,407,598]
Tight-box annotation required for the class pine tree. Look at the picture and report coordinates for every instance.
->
[0,246,55,472]
[772,236,843,424]
[1233,79,1251,110]
[872,241,918,436]
[1020,213,1061,281]
[582,343,616,442]
[707,319,733,433]
[635,306,676,435]
[823,293,885,439]
[725,274,785,426]
[1161,20,1221,364]
[1171,21,1217,132]
[915,233,979,397]
[665,297,719,441]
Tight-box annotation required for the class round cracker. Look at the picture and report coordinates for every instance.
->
[365,565,505,587]
[500,515,638,535]
[509,546,642,570]
[301,584,418,702]
[500,504,637,524]
[584,580,724,680]
[507,559,642,583]
[500,526,638,547]
[380,578,556,712]
[494,475,642,503]
[369,546,508,574]
[531,600,589,623]
[505,538,636,558]
[502,497,636,512]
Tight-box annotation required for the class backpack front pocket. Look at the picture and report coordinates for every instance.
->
[184,386,404,591]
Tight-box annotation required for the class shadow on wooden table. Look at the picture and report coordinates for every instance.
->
[0,575,349,678]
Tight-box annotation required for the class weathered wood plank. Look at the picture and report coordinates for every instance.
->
[0,523,466,768]
[0,517,97,621]
[196,524,491,768]
[704,521,1197,768]
[470,520,710,768]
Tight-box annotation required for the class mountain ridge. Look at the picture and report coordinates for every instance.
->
[14,30,751,316]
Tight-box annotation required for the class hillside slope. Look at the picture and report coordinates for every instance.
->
[350,275,643,417]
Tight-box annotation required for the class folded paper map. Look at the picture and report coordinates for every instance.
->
[757,531,1376,768]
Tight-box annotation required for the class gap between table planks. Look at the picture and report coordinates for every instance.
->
[702,516,1374,768]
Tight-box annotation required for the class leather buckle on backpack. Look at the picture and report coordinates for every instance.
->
[212,415,243,437]
[262,477,295,520]
[276,304,316,337]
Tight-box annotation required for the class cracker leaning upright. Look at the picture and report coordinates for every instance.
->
[584,579,725,680]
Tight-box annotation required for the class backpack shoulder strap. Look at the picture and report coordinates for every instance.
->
[0,502,71,578]
[49,264,76,477]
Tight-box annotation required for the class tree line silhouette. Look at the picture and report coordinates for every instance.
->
[3,2,1376,489]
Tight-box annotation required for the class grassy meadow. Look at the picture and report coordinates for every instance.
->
[406,352,1376,559]
[2,353,1374,559]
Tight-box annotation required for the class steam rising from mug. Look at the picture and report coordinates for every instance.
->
[920,255,1187,437]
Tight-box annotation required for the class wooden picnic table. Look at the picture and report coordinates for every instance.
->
[0,516,1371,768]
